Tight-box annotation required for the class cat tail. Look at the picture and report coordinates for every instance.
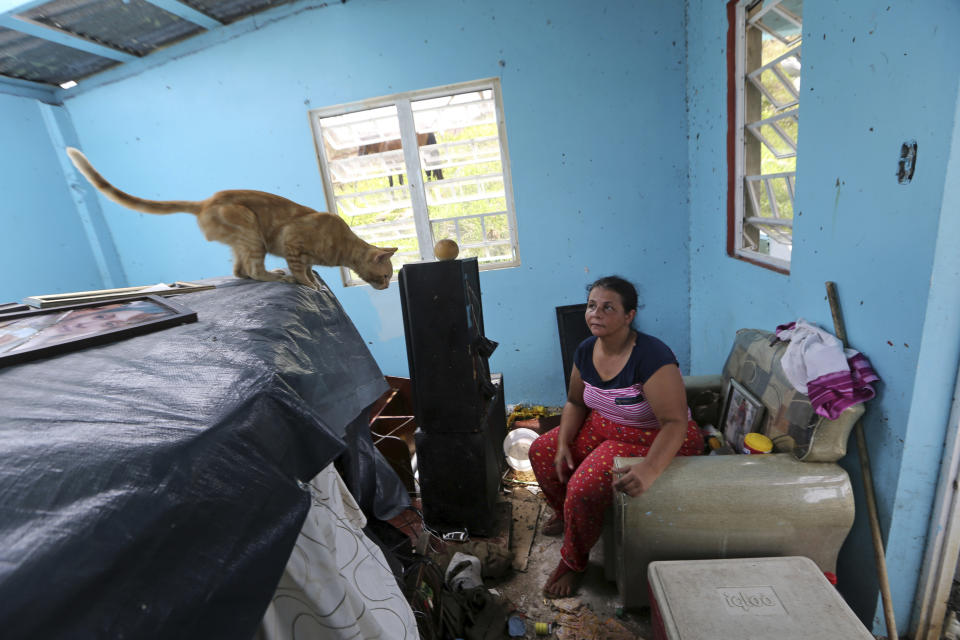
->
[65,147,203,215]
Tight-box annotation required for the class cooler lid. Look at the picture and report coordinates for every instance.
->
[648,556,874,640]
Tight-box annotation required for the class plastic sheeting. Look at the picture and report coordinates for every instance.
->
[0,275,408,639]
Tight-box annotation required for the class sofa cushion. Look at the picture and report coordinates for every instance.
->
[721,329,862,462]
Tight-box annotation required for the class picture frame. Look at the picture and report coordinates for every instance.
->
[0,302,30,315]
[21,281,215,309]
[0,295,197,368]
[721,379,767,453]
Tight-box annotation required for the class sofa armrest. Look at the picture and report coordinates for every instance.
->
[683,374,723,427]
[610,454,855,607]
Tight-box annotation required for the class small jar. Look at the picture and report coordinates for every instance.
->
[743,432,773,454]
[534,621,554,635]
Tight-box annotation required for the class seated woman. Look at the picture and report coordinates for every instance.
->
[529,275,704,597]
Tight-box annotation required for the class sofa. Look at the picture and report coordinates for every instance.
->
[607,328,864,608]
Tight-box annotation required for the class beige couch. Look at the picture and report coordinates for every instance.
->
[607,328,863,608]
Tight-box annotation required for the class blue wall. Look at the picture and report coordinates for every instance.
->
[5,0,960,634]
[686,0,960,633]
[0,94,117,303]
[58,0,691,406]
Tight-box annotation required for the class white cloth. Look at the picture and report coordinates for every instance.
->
[445,552,483,591]
[776,319,880,419]
[256,464,418,640]
[776,319,854,393]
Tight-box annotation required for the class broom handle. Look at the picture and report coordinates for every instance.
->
[825,281,898,640]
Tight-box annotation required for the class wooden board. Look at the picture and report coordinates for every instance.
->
[508,487,543,572]
[23,282,215,308]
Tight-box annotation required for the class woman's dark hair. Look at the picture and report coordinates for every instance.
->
[586,275,638,314]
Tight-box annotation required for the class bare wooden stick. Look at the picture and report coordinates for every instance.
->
[825,281,898,640]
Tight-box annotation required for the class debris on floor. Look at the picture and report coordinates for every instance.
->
[487,483,651,639]
[547,597,641,640]
[507,404,563,432]
[391,452,652,639]
[505,467,540,487]
[508,614,527,636]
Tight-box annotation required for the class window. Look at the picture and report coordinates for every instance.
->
[309,78,519,286]
[729,0,802,271]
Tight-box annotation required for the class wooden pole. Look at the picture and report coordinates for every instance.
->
[825,281,898,640]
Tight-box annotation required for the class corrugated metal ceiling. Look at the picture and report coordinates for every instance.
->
[0,0,306,89]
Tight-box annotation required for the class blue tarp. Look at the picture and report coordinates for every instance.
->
[0,275,406,639]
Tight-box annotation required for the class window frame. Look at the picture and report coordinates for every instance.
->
[308,77,521,286]
[727,0,799,274]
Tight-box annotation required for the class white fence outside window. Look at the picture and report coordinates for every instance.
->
[309,78,520,286]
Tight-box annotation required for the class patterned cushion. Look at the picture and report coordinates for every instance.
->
[720,329,862,462]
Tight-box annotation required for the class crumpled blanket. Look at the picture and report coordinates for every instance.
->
[775,319,880,419]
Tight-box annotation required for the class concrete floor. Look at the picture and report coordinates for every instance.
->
[488,488,653,639]
[402,465,652,638]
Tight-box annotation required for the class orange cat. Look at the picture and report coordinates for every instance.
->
[65,147,397,290]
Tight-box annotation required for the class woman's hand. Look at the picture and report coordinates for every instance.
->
[553,366,586,485]
[611,459,659,497]
[554,443,575,483]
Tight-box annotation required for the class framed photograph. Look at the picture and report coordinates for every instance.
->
[0,295,197,368]
[0,302,30,315]
[721,379,766,452]
[22,281,215,309]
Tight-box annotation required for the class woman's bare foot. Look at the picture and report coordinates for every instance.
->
[543,559,583,598]
[542,512,564,536]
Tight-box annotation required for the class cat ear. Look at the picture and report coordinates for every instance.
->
[375,247,398,263]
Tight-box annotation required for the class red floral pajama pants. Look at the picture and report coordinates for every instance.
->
[528,411,703,572]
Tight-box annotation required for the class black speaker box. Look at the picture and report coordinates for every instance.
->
[414,377,505,535]
[399,258,507,533]
[399,258,497,433]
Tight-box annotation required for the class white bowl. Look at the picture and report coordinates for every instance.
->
[503,428,539,472]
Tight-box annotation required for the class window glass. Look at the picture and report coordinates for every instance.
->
[311,80,519,285]
[733,0,802,269]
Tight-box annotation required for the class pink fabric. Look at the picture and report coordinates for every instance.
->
[529,411,703,571]
[807,353,881,419]
[774,319,880,419]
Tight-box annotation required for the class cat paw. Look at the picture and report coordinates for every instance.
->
[271,269,298,283]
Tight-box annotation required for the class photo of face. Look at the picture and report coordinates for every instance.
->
[724,385,760,451]
[5,299,176,355]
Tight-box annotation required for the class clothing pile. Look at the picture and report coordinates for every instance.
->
[774,319,880,419]
[406,540,515,640]
[436,544,513,640]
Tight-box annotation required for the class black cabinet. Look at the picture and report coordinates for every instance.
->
[399,258,506,534]
[413,381,505,535]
